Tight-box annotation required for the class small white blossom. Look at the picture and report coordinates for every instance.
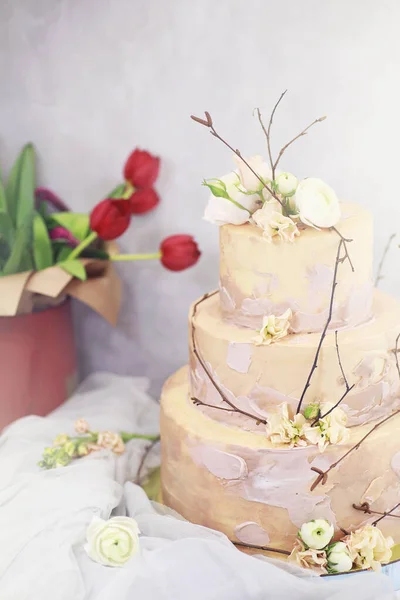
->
[299,519,334,550]
[85,516,140,567]
[326,541,353,573]
[233,154,272,192]
[266,402,307,447]
[252,201,299,242]
[97,431,126,454]
[292,178,341,228]
[275,172,298,197]
[253,309,292,346]
[344,525,394,571]
[303,402,349,452]
[289,539,328,574]
[74,418,90,434]
[203,171,261,225]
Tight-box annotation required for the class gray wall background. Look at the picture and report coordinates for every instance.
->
[1,0,400,396]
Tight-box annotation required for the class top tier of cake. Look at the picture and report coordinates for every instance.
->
[219,202,373,333]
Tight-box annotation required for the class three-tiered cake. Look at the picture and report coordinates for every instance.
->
[160,106,400,565]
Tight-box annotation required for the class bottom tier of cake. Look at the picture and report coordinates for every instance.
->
[160,367,400,551]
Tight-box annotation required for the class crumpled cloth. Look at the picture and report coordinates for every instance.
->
[0,373,396,600]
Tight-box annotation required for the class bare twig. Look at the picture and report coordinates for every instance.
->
[255,90,287,179]
[371,502,400,527]
[311,384,355,426]
[191,293,266,425]
[234,541,291,556]
[190,112,285,210]
[273,116,326,173]
[353,502,400,520]
[296,239,344,414]
[393,333,400,382]
[192,397,236,413]
[332,227,355,272]
[135,436,160,485]
[310,409,400,491]
[375,233,396,287]
[335,330,349,391]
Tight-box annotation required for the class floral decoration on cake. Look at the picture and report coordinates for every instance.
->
[252,309,292,345]
[191,93,341,238]
[266,402,349,452]
[289,519,394,574]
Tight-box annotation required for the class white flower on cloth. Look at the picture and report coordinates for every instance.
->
[326,541,353,573]
[74,418,89,434]
[203,171,261,225]
[266,402,307,447]
[299,519,334,550]
[233,154,271,192]
[289,539,328,574]
[97,431,126,455]
[252,201,299,242]
[291,178,341,228]
[274,172,298,197]
[253,309,292,346]
[344,524,394,571]
[303,402,350,452]
[85,516,141,567]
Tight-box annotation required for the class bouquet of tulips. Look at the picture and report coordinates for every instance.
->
[0,145,200,280]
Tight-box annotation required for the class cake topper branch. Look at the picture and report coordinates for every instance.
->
[353,502,400,521]
[191,292,267,425]
[255,90,286,179]
[375,233,396,287]
[310,408,400,491]
[296,238,353,414]
[370,502,400,527]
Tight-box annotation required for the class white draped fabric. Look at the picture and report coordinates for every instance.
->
[0,373,396,599]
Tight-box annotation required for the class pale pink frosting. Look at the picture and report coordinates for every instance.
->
[234,521,270,545]
[191,445,248,480]
[226,343,253,374]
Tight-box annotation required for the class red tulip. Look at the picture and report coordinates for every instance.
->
[124,149,160,189]
[90,198,131,240]
[129,188,160,215]
[160,235,201,271]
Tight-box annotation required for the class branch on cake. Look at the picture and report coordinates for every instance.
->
[272,116,326,174]
[352,502,400,521]
[331,226,355,272]
[310,408,400,491]
[234,540,291,556]
[254,90,287,179]
[191,292,267,425]
[392,332,400,381]
[375,232,396,287]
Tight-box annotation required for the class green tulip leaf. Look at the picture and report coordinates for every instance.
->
[5,143,36,228]
[0,211,14,249]
[33,211,53,270]
[50,212,90,241]
[2,216,32,275]
[56,245,72,262]
[59,259,87,281]
[0,167,7,213]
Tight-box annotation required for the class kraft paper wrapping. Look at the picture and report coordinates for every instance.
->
[0,243,121,325]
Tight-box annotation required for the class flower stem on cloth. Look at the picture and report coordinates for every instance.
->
[110,252,162,262]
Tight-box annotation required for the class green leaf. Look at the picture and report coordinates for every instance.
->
[141,466,161,501]
[202,179,230,199]
[107,183,127,198]
[2,216,32,275]
[5,143,36,228]
[59,259,87,281]
[0,167,7,213]
[56,246,73,262]
[32,211,53,270]
[0,211,14,249]
[50,212,89,241]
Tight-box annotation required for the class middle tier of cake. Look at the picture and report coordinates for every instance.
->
[189,290,400,428]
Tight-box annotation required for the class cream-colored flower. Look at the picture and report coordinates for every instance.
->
[292,178,341,228]
[113,437,126,455]
[53,434,69,447]
[299,519,335,550]
[74,418,90,434]
[253,309,292,346]
[275,172,298,197]
[326,541,353,573]
[85,516,140,567]
[345,525,394,571]
[87,443,102,453]
[289,539,328,574]
[97,431,125,453]
[266,402,307,447]
[303,402,350,452]
[233,154,271,192]
[252,201,299,243]
[203,171,261,226]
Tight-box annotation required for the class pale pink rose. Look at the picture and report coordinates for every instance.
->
[289,539,328,574]
[97,431,125,455]
[74,418,90,434]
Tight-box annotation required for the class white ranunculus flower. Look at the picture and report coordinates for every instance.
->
[203,171,261,226]
[326,541,353,573]
[85,516,140,567]
[345,525,394,571]
[233,154,272,192]
[266,402,307,447]
[253,308,292,346]
[252,201,299,243]
[292,178,341,228]
[275,172,298,197]
[299,519,334,550]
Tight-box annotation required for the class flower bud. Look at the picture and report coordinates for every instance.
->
[275,172,298,197]
[304,404,320,420]
[90,199,131,241]
[160,235,201,272]
[124,148,160,189]
[326,541,353,573]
